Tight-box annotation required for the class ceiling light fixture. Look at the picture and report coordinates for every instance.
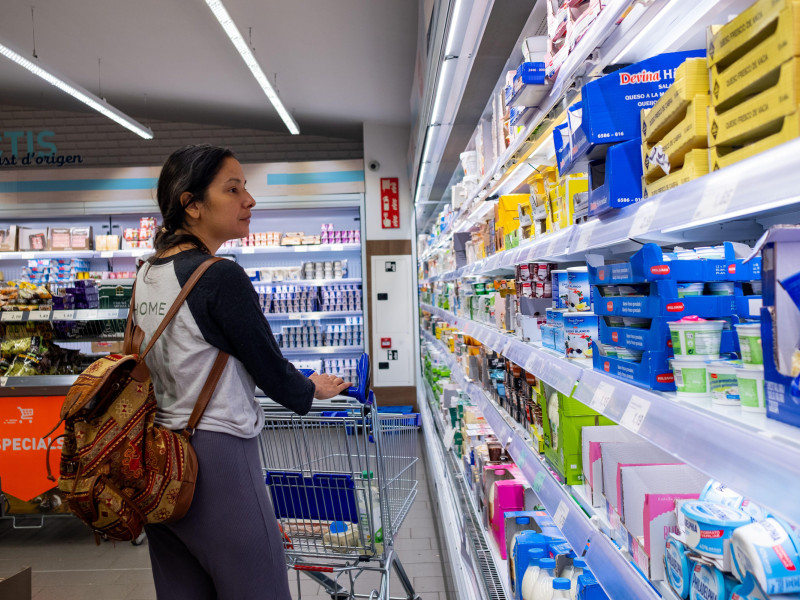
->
[204,0,300,135]
[0,37,153,139]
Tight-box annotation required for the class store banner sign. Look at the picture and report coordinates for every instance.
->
[381,177,400,229]
[0,130,83,168]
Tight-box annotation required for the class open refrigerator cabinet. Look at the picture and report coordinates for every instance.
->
[414,0,800,600]
[0,193,369,531]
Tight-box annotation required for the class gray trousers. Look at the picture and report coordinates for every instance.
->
[145,430,292,600]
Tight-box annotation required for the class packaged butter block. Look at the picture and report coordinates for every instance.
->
[709,58,800,147]
[708,0,800,69]
[643,96,709,183]
[641,58,710,143]
[711,4,800,111]
[643,149,709,198]
[710,111,800,170]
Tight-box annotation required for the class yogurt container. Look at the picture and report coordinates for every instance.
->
[706,360,741,406]
[678,282,705,297]
[681,501,752,557]
[732,518,800,594]
[689,563,737,600]
[730,574,770,600]
[563,313,598,359]
[666,535,692,599]
[736,366,765,413]
[669,317,725,360]
[739,499,769,522]
[708,281,735,296]
[700,480,744,509]
[671,359,710,398]
[552,270,569,309]
[735,323,763,366]
[566,267,591,312]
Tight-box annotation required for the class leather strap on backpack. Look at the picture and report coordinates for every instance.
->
[182,349,229,439]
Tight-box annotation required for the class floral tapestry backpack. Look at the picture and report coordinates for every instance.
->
[43,257,228,542]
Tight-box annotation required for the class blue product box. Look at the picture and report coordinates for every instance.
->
[588,243,761,286]
[548,540,574,559]
[598,314,739,355]
[515,62,546,87]
[511,531,550,600]
[564,313,598,360]
[588,137,644,217]
[541,324,557,350]
[577,570,611,600]
[510,106,529,126]
[592,280,736,319]
[592,342,676,391]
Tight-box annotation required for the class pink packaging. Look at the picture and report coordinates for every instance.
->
[490,479,525,558]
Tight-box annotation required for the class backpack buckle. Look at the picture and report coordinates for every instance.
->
[181,426,195,439]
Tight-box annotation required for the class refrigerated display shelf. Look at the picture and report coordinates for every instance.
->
[421,302,800,526]
[253,278,362,287]
[226,243,361,255]
[279,345,364,357]
[0,309,128,323]
[422,330,661,599]
[264,310,362,321]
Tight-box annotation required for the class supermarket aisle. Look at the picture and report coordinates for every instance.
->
[0,443,451,600]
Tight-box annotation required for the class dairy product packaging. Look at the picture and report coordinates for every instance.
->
[735,365,766,413]
[671,358,711,398]
[730,573,800,600]
[599,442,677,517]
[689,561,737,600]
[576,570,610,600]
[706,360,741,406]
[732,518,800,594]
[505,511,564,575]
[587,137,644,216]
[680,501,752,558]
[563,313,598,359]
[666,535,693,598]
[511,531,550,600]
[581,426,641,508]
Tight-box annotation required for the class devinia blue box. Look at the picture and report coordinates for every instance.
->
[581,50,706,145]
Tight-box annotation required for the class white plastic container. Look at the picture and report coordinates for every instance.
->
[735,323,763,366]
[552,270,569,309]
[460,151,479,178]
[732,518,800,595]
[671,358,710,398]
[563,558,585,600]
[706,360,741,406]
[736,365,766,413]
[323,520,361,552]
[532,557,557,600]
[668,318,724,360]
[521,548,545,600]
[551,578,571,599]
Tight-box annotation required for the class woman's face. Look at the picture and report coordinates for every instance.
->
[188,157,255,251]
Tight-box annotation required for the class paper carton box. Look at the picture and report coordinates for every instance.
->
[0,225,17,251]
[18,227,48,251]
[581,425,641,507]
[599,442,677,515]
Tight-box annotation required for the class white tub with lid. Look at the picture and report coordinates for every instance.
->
[732,518,800,594]
[671,358,710,398]
[706,360,740,405]
[736,366,765,413]
[669,318,724,360]
[681,500,752,557]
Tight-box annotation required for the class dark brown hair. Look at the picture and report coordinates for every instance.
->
[151,144,235,259]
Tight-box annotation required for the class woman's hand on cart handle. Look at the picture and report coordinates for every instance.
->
[309,373,353,399]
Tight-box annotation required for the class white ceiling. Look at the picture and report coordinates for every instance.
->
[0,0,418,140]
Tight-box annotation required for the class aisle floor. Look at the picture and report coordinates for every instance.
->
[0,439,453,600]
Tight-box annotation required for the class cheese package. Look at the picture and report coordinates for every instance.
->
[0,226,17,252]
[710,58,800,147]
[641,57,710,143]
[643,96,709,183]
[710,112,800,170]
[643,149,709,198]
[707,0,800,69]
[18,227,49,251]
[711,3,800,110]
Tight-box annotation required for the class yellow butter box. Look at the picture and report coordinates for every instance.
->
[641,58,710,143]
[710,111,800,170]
[643,149,709,198]
[712,5,800,110]
[643,96,709,183]
[710,58,800,147]
[708,0,800,69]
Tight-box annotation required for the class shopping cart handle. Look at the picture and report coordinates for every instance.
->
[297,353,372,404]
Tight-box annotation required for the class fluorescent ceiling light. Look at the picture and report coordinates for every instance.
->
[0,37,153,139]
[205,0,300,135]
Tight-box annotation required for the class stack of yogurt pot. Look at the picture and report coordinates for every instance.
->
[667,316,727,400]
[733,321,765,413]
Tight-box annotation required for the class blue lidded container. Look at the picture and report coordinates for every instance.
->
[665,534,691,599]
[689,562,737,600]
[680,500,752,557]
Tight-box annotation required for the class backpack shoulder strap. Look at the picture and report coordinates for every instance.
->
[182,349,229,438]
[138,256,225,361]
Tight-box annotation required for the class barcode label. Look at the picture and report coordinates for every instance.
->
[674,366,684,387]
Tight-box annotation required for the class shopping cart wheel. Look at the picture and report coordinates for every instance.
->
[330,593,350,600]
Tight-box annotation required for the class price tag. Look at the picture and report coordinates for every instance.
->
[573,220,598,253]
[2,312,24,322]
[591,381,615,412]
[242,247,255,254]
[29,309,52,321]
[21,252,35,259]
[288,314,304,320]
[443,427,456,449]
[98,309,120,320]
[53,310,76,321]
[629,198,660,238]
[294,246,308,253]
[79,309,99,321]
[694,170,740,222]
[620,395,651,433]
[553,501,569,530]
[532,471,546,493]
[0,377,7,387]
[100,250,115,258]
[646,145,671,175]
[546,236,559,257]
[331,243,344,251]
[306,246,323,252]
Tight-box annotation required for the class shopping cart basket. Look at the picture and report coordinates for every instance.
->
[259,354,421,600]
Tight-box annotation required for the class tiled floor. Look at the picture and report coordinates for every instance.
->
[0,436,453,600]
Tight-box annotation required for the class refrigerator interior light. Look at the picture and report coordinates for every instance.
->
[205,0,300,135]
[0,37,153,140]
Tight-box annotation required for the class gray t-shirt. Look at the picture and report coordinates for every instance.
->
[133,248,315,438]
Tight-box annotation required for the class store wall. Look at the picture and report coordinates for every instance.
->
[362,122,417,408]
[0,104,363,169]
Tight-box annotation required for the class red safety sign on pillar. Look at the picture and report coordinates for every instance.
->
[380,177,400,229]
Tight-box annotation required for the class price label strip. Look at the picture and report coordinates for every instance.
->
[620,395,651,434]
[29,309,52,322]
[100,250,115,258]
[693,169,741,222]
[629,198,661,239]
[532,471,546,493]
[553,500,570,530]
[2,312,24,322]
[591,381,615,412]
[573,220,598,253]
[241,247,256,254]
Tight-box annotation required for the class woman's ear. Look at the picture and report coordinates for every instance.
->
[181,191,201,220]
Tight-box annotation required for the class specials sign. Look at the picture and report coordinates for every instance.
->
[380,177,400,229]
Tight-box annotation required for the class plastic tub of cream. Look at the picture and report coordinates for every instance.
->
[732,518,800,594]
[708,281,735,296]
[735,323,763,366]
[706,360,741,406]
[566,267,591,312]
[700,480,744,508]
[736,366,765,413]
[671,359,710,398]
[678,282,704,297]
[669,317,724,360]
[680,501,752,557]
[689,562,738,600]
[665,535,691,599]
